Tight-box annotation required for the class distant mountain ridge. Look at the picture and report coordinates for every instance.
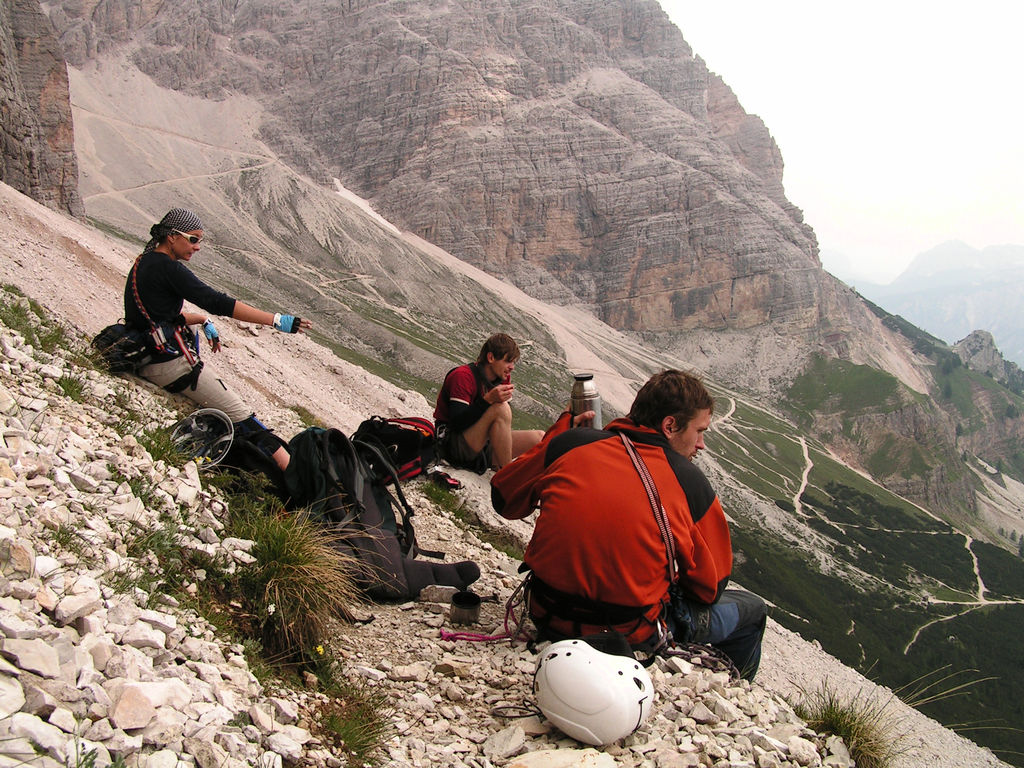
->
[853,241,1024,367]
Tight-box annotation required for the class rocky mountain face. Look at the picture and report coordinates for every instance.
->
[45,0,886,380]
[0,0,83,217]
[955,330,1023,387]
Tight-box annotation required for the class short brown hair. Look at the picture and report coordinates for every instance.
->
[476,333,521,366]
[628,370,714,430]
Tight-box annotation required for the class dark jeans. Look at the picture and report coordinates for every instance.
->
[667,588,767,681]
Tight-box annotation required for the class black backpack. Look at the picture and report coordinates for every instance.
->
[283,427,478,601]
[353,415,436,482]
[91,323,152,374]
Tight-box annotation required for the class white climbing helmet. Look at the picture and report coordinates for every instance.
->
[533,638,655,746]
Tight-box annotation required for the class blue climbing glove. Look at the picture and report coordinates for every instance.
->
[202,319,221,351]
[273,313,302,333]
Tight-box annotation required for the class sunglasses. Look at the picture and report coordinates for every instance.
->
[172,229,203,244]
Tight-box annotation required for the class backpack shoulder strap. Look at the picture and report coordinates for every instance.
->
[354,437,444,560]
[355,437,412,519]
[322,428,365,505]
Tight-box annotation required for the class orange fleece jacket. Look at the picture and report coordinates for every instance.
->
[491,414,732,612]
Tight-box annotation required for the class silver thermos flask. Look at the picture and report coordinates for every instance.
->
[570,373,602,429]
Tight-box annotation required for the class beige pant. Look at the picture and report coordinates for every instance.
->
[139,356,251,423]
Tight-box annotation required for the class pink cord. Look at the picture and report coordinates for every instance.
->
[439,628,512,642]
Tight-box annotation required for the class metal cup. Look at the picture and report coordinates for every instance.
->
[449,590,482,625]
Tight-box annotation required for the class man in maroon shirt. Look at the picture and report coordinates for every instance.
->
[433,333,544,471]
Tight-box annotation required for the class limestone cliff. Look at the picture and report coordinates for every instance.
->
[952,331,1024,469]
[0,0,83,216]
[955,330,1022,387]
[41,0,880,361]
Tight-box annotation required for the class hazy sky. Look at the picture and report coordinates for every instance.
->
[657,1,1024,283]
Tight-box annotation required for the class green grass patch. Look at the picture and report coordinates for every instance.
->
[0,284,70,354]
[864,434,932,480]
[971,539,1024,599]
[55,373,87,401]
[137,424,189,466]
[801,450,937,524]
[230,503,359,658]
[314,673,393,766]
[290,403,327,429]
[786,355,904,423]
[51,524,99,568]
[86,216,142,246]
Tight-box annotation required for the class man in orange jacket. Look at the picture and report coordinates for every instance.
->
[491,370,766,680]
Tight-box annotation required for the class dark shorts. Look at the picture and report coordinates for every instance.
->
[438,427,491,473]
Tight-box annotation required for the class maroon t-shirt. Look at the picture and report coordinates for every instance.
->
[434,364,493,432]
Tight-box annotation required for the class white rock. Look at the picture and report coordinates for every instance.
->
[0,538,35,578]
[68,471,100,492]
[108,683,158,730]
[0,610,44,639]
[483,724,527,759]
[710,691,745,722]
[142,706,189,747]
[122,620,167,650]
[788,735,823,767]
[506,748,618,768]
[33,555,61,580]
[265,732,304,762]
[257,751,284,768]
[143,749,182,768]
[54,582,102,624]
[47,705,78,734]
[181,735,229,768]
[688,700,718,724]
[0,638,61,678]
[83,718,115,741]
[269,696,299,724]
[0,673,26,717]
[8,711,68,763]
[139,608,177,634]
[248,703,276,733]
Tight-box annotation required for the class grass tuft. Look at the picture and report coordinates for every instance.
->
[56,373,86,401]
[791,668,1003,768]
[0,286,68,353]
[290,403,327,428]
[234,506,360,657]
[137,424,188,466]
[791,680,909,768]
[312,658,394,767]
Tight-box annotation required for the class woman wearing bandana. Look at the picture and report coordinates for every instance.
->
[125,208,311,470]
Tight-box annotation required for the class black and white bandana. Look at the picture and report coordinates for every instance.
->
[144,208,205,253]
